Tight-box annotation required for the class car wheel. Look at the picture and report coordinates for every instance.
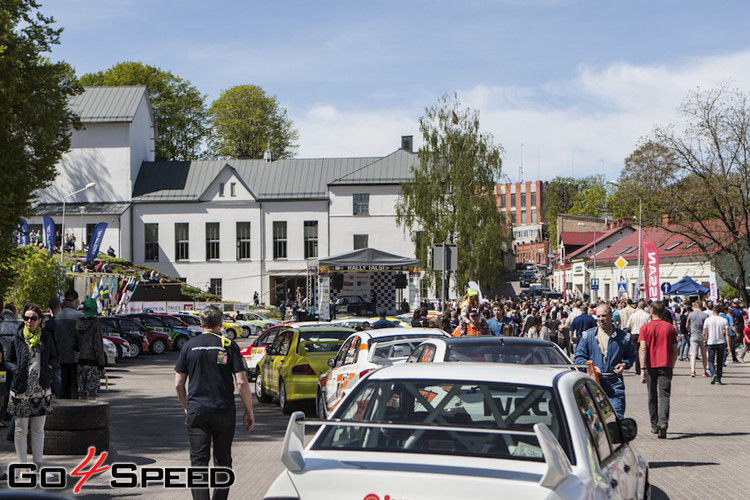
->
[316,390,328,419]
[150,338,166,355]
[114,344,123,360]
[175,335,188,350]
[241,326,251,338]
[225,328,236,341]
[128,342,142,357]
[280,379,294,415]
[255,371,272,403]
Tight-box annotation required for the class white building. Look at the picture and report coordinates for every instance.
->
[31,87,418,305]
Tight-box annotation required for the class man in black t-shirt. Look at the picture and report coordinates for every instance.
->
[175,305,255,500]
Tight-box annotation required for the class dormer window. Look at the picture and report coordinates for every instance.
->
[219,183,225,197]
[230,182,236,197]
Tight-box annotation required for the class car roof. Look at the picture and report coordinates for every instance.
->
[368,361,572,386]
[425,336,559,347]
[362,327,449,339]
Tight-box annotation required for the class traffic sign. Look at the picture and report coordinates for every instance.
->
[615,256,628,269]
[617,282,627,294]
[661,282,672,295]
[591,278,600,290]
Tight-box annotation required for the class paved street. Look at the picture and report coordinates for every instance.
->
[0,336,748,499]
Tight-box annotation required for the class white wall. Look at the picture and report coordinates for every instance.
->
[128,96,155,181]
[329,185,414,257]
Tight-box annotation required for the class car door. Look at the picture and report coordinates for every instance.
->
[99,318,121,338]
[573,381,623,499]
[587,381,638,500]
[250,326,283,372]
[138,315,169,334]
[267,330,293,394]
[335,336,363,406]
[325,337,354,410]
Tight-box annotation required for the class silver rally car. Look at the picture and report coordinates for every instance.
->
[265,363,649,500]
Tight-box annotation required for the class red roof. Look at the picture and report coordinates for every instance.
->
[559,231,596,246]
[565,225,635,261]
[594,226,710,263]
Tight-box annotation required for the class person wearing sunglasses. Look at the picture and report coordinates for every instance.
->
[5,303,57,472]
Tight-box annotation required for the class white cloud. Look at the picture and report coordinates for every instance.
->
[295,49,750,181]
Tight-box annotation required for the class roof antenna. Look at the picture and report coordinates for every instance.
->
[264,143,274,162]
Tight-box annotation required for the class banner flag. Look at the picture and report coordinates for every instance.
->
[642,241,662,302]
[708,271,718,302]
[43,216,55,257]
[86,222,108,261]
[19,219,29,246]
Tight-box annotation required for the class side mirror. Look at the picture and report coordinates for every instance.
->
[327,358,335,368]
[266,347,277,356]
[611,417,638,443]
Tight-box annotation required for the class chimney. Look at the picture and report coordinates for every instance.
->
[661,213,672,226]
[401,135,413,153]
[264,148,274,162]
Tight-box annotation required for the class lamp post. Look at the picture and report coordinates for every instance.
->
[60,182,96,265]
[577,222,598,300]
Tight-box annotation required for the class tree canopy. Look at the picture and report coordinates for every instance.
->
[5,247,66,307]
[396,94,507,296]
[78,62,208,160]
[617,84,750,303]
[545,175,611,249]
[208,85,299,159]
[0,0,81,297]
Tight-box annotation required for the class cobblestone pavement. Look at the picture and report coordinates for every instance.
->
[0,338,747,499]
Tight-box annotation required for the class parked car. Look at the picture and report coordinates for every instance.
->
[265,363,649,500]
[519,270,536,287]
[317,327,450,418]
[241,324,295,378]
[102,334,132,360]
[110,316,172,354]
[177,311,241,340]
[406,336,572,365]
[120,313,193,350]
[255,325,354,414]
[231,311,281,337]
[544,290,564,299]
[333,295,373,316]
[102,338,117,366]
[96,317,149,357]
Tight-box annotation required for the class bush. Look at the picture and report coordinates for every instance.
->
[6,247,65,307]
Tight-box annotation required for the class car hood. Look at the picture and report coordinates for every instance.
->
[265,451,570,500]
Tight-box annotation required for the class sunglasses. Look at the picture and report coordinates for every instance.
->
[23,315,40,322]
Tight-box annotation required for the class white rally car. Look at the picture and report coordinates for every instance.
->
[316,327,450,418]
[265,363,649,500]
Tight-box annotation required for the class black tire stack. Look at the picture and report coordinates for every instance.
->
[44,399,110,455]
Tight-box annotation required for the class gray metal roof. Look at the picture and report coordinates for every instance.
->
[69,86,148,123]
[33,202,131,216]
[132,151,418,202]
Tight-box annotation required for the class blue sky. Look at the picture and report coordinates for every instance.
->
[44,0,750,181]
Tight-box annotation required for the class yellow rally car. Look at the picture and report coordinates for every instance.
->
[255,325,354,414]
[183,311,242,340]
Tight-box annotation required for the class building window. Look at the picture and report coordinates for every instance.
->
[353,193,369,215]
[144,223,158,261]
[353,234,368,250]
[273,221,287,259]
[531,210,537,223]
[521,211,527,224]
[206,223,220,260]
[175,223,189,261]
[237,222,251,260]
[230,182,236,197]
[500,194,506,206]
[304,221,318,258]
[511,193,516,206]
[219,183,225,197]
[521,192,526,205]
[531,192,536,205]
[210,278,222,297]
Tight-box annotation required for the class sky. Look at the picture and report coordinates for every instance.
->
[42,0,750,182]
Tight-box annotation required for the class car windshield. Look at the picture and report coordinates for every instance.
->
[315,378,573,463]
[160,316,186,328]
[298,330,351,353]
[446,343,569,365]
[178,315,200,326]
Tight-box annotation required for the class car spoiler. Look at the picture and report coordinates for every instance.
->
[280,411,573,489]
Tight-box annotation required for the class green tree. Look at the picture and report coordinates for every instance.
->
[5,247,66,307]
[79,62,208,160]
[618,84,750,304]
[0,0,81,297]
[545,175,611,249]
[396,94,507,296]
[208,85,299,159]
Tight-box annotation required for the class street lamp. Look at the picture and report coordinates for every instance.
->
[578,222,598,300]
[609,180,642,299]
[60,182,96,265]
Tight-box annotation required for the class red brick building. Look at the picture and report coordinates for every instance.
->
[496,181,550,266]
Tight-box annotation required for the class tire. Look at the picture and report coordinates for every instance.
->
[44,428,109,455]
[150,338,167,355]
[255,371,272,403]
[280,379,294,415]
[224,328,237,341]
[241,326,251,338]
[175,335,189,350]
[316,390,328,419]
[128,342,142,357]
[115,344,123,360]
[45,400,110,431]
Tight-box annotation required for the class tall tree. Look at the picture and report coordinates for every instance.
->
[545,175,611,250]
[396,94,507,295]
[619,84,750,303]
[79,62,208,160]
[0,0,81,297]
[208,85,299,159]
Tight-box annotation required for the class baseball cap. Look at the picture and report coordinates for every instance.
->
[64,290,79,301]
[469,307,480,316]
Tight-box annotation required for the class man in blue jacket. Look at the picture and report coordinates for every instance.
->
[575,303,637,418]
